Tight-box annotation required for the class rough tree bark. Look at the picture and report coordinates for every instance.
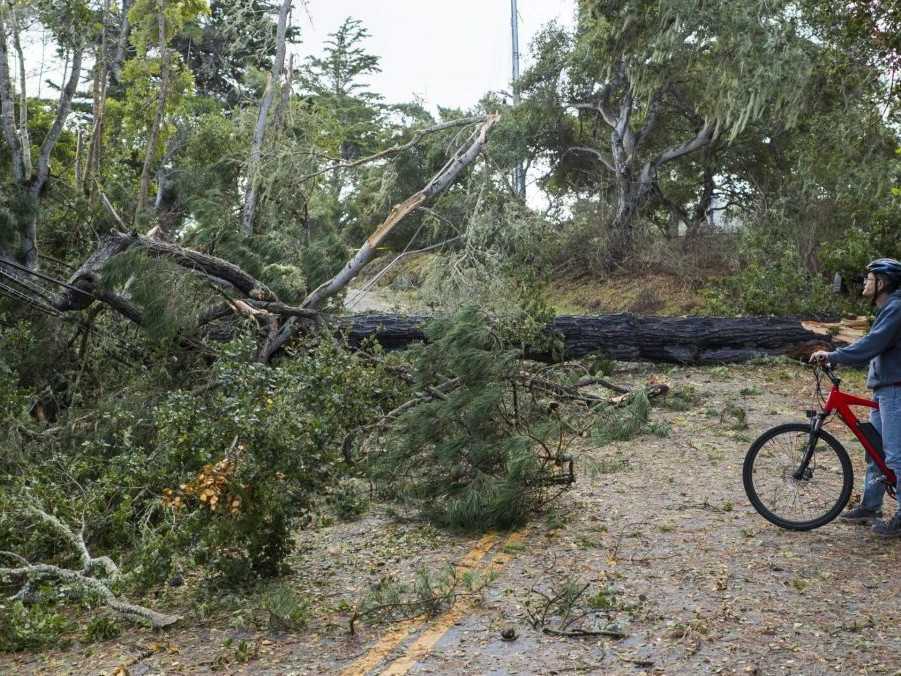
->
[10,8,30,178]
[50,231,277,315]
[241,0,292,237]
[110,0,132,86]
[0,7,25,185]
[336,312,845,365]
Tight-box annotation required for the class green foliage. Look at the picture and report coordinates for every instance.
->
[1,321,404,592]
[591,391,669,446]
[102,250,215,342]
[258,583,310,631]
[32,0,94,49]
[83,614,122,643]
[153,333,403,584]
[0,317,35,429]
[372,306,571,531]
[0,183,37,258]
[0,601,75,653]
[418,202,564,338]
[174,0,301,101]
[819,221,901,287]
[701,233,855,318]
[328,478,370,522]
[128,0,210,55]
[300,227,350,293]
[120,52,197,147]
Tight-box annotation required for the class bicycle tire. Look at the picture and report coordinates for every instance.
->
[743,423,853,531]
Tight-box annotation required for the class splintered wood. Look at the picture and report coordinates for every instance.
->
[800,316,868,346]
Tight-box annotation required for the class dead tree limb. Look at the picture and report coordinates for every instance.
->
[297,116,486,184]
[301,114,499,310]
[51,231,276,317]
[257,113,499,361]
[0,507,179,629]
[0,560,180,628]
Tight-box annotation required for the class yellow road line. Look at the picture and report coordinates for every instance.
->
[339,532,500,676]
[379,530,527,676]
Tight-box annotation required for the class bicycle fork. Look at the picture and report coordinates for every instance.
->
[792,411,824,481]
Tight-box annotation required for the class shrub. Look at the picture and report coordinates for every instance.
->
[0,601,75,653]
[156,334,404,585]
[702,234,853,318]
[84,614,122,642]
[329,478,371,521]
[1,325,406,592]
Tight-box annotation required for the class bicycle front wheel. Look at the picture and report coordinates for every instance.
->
[743,423,853,531]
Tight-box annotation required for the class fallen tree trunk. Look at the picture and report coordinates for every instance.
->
[338,312,845,364]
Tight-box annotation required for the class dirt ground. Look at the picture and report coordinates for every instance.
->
[3,361,900,676]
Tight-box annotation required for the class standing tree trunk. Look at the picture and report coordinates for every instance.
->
[0,6,82,268]
[136,0,170,225]
[22,48,82,269]
[241,0,292,238]
[82,0,112,198]
[0,9,26,186]
[572,68,717,269]
[10,9,30,178]
[110,0,131,87]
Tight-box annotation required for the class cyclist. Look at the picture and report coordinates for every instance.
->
[810,257,901,536]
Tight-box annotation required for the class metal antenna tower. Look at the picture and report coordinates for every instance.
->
[511,0,526,197]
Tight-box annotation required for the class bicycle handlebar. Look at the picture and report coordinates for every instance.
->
[809,361,842,386]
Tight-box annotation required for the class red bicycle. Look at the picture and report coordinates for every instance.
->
[743,363,897,530]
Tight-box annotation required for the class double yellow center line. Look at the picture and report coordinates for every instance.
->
[341,530,526,676]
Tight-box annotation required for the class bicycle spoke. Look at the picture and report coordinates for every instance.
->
[747,427,849,528]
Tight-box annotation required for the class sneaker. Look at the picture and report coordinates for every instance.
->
[840,505,883,523]
[871,513,901,538]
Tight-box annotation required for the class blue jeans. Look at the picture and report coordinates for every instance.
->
[861,385,901,510]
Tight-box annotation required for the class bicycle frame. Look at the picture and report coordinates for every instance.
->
[823,385,898,493]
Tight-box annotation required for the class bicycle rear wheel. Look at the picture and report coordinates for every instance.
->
[743,423,853,531]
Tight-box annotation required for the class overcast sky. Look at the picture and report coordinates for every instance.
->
[19,1,575,112]
[293,0,576,111]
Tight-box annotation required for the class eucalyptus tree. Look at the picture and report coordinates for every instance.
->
[0,0,90,268]
[519,0,819,266]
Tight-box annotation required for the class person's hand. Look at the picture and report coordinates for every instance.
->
[809,350,831,364]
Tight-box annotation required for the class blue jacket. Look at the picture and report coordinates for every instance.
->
[828,290,901,389]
